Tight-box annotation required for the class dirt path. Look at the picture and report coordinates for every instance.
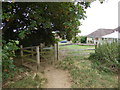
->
[44,65,71,88]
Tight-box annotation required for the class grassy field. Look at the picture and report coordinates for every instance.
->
[59,44,95,50]
[56,45,118,88]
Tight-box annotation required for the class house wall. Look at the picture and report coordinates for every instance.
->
[94,38,103,44]
[87,36,118,45]
[87,37,103,44]
[102,38,117,44]
[87,37,93,43]
[94,38,117,45]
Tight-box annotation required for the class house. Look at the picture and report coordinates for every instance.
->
[87,26,120,44]
[87,28,115,44]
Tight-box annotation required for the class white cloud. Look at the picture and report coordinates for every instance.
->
[79,0,120,36]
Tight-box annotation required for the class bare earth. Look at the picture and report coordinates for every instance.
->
[44,65,71,88]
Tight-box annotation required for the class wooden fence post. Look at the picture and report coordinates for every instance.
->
[95,42,98,53]
[56,42,59,61]
[20,45,23,65]
[36,46,40,71]
[54,43,59,62]
[40,43,42,62]
[53,43,57,64]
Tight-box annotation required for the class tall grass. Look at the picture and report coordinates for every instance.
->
[56,56,118,88]
[56,44,118,88]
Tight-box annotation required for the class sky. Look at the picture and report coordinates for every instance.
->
[79,0,120,36]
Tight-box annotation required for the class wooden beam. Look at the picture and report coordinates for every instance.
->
[22,46,36,50]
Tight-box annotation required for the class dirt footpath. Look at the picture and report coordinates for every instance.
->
[44,65,71,88]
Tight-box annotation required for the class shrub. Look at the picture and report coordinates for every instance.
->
[72,36,80,43]
[2,40,19,81]
[89,42,120,73]
[80,36,87,43]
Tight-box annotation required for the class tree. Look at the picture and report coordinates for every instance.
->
[2,2,90,46]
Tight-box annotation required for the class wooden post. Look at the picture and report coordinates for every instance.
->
[36,46,40,71]
[53,43,57,64]
[95,42,97,53]
[54,42,59,62]
[20,45,23,65]
[56,42,59,61]
[40,43,42,62]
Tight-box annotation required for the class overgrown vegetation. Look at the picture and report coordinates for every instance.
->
[89,42,120,73]
[2,40,19,81]
[56,56,118,88]
[56,45,118,88]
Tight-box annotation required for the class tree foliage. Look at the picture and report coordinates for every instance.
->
[2,2,90,46]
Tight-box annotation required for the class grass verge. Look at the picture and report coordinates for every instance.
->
[57,45,118,88]
[3,66,47,88]
[56,56,118,88]
[7,74,46,88]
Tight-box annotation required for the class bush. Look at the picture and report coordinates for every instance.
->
[89,42,120,73]
[72,36,80,43]
[2,40,19,81]
[80,36,87,43]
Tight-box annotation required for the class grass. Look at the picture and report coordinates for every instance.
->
[59,45,95,50]
[7,73,47,88]
[3,65,47,88]
[8,76,45,88]
[56,45,118,88]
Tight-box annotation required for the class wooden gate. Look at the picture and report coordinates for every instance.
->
[20,43,59,72]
